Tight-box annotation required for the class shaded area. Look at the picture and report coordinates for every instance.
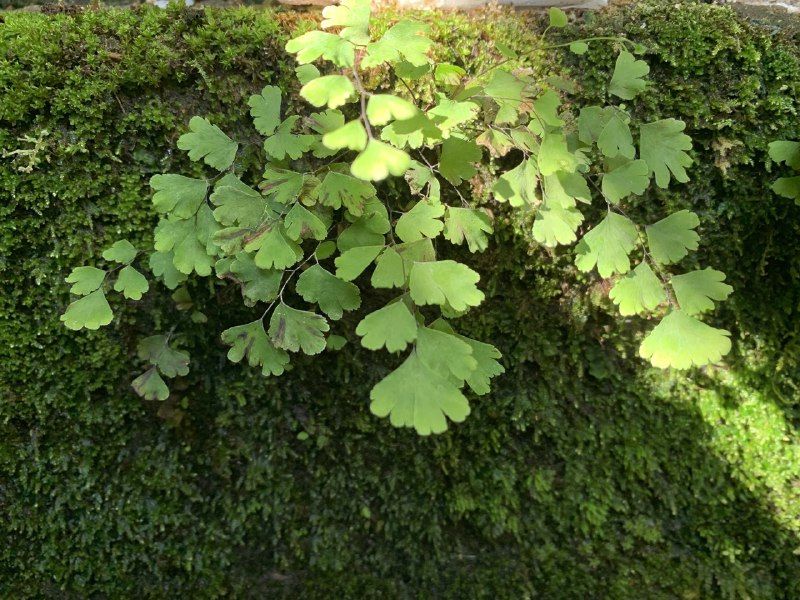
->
[1,2,799,596]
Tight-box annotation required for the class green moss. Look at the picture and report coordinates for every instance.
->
[1,2,800,597]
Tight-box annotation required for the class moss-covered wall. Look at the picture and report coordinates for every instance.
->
[1,2,800,597]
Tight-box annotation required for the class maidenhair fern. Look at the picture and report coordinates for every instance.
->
[60,2,733,435]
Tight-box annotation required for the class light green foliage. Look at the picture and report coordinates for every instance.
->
[131,368,169,401]
[264,116,315,160]
[66,266,106,295]
[317,171,375,214]
[362,20,433,68]
[439,137,481,185]
[248,86,282,136]
[356,300,418,352]
[493,159,537,207]
[609,51,650,100]
[369,351,470,436]
[229,253,282,304]
[296,265,361,320]
[351,140,411,181]
[548,7,568,28]
[246,225,303,270]
[575,211,638,278]
[321,0,371,45]
[395,201,444,242]
[371,247,406,288]
[609,262,666,315]
[443,207,493,252]
[639,310,731,369]
[60,0,733,437]
[770,140,800,203]
[646,209,700,264]
[210,177,268,228]
[60,289,113,331]
[602,159,649,203]
[409,260,484,311]
[269,303,329,355]
[300,75,355,109]
[671,268,732,315]
[221,320,289,376]
[102,240,138,264]
[177,116,238,170]
[284,31,354,67]
[150,174,208,218]
[639,118,693,187]
[149,251,187,290]
[137,335,190,378]
[322,120,368,151]
[366,95,418,126]
[335,245,384,280]
[114,265,149,300]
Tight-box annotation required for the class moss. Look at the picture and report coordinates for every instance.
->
[1,2,800,597]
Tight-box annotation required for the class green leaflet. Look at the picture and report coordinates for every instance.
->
[210,176,269,229]
[285,31,354,68]
[322,120,368,152]
[248,85,282,136]
[177,117,238,171]
[602,159,649,203]
[369,351,469,436]
[484,70,526,125]
[320,0,371,45]
[443,207,493,253]
[221,320,289,376]
[439,137,481,185]
[646,210,700,265]
[102,240,137,265]
[263,116,315,160]
[284,204,328,241]
[131,368,169,401]
[371,247,406,288]
[229,252,282,304]
[153,212,217,276]
[113,265,149,300]
[539,131,585,176]
[639,119,693,187]
[335,245,384,281]
[772,176,800,202]
[575,211,638,278]
[409,260,484,312]
[532,203,584,248]
[60,289,113,331]
[362,20,433,68]
[244,224,303,271]
[268,303,330,355]
[609,51,649,100]
[296,265,361,320]
[493,159,537,207]
[356,300,418,353]
[351,140,411,181]
[149,251,188,290]
[65,266,105,296]
[609,262,666,316]
[150,174,208,218]
[366,94,418,126]
[395,200,444,242]
[670,268,732,315]
[317,171,375,215]
[300,75,355,109]
[768,140,800,169]
[416,326,476,382]
[639,310,731,369]
[137,335,190,378]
